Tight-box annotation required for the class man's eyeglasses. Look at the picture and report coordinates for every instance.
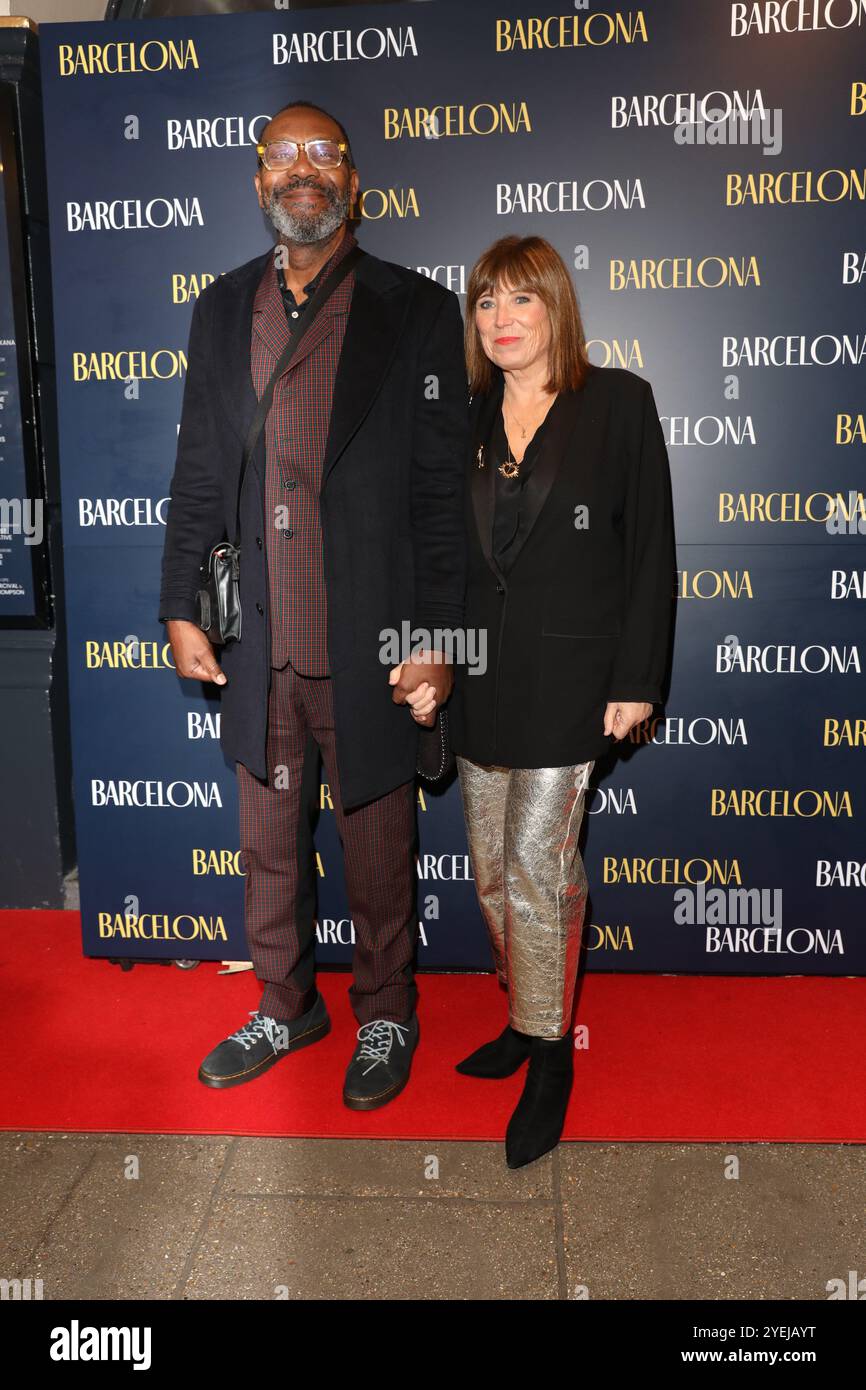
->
[256,139,348,172]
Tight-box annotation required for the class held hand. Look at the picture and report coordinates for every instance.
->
[166,619,227,685]
[603,700,652,740]
[389,649,452,728]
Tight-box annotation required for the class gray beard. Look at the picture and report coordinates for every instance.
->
[263,181,352,245]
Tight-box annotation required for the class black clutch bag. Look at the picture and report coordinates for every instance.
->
[193,244,366,649]
[415,706,455,783]
[195,540,241,646]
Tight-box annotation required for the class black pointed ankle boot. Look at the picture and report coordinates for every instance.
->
[455,1024,533,1078]
[504,1031,574,1168]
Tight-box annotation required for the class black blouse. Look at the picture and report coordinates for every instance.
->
[487,394,562,574]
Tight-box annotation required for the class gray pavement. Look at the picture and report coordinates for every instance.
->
[1,1133,862,1300]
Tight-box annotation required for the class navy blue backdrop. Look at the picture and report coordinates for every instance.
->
[38,0,866,972]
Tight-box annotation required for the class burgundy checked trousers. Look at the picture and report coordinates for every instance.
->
[236,661,419,1026]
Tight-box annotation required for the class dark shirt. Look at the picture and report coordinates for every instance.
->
[275,232,349,322]
[489,394,561,573]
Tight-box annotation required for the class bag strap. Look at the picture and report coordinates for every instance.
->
[232,241,366,543]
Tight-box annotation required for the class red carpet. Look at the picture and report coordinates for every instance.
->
[1,911,864,1141]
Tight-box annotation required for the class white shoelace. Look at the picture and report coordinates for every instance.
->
[354,1020,410,1075]
[229,1011,283,1054]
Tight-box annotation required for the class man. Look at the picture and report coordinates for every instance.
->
[158,101,468,1109]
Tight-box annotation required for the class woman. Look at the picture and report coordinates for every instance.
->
[411,235,675,1169]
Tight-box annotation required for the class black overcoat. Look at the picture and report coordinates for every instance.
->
[448,364,676,767]
[158,245,469,808]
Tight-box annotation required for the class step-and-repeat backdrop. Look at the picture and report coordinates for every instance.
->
[39,1,865,972]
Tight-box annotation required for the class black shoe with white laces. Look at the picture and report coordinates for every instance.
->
[342,1014,419,1111]
[198,991,331,1089]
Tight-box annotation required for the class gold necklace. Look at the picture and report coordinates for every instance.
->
[506,393,556,436]
[505,402,531,439]
[498,403,530,479]
[475,392,557,477]
[498,434,520,480]
[498,396,556,479]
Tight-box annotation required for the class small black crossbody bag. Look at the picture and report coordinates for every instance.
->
[416,703,455,783]
[195,243,366,646]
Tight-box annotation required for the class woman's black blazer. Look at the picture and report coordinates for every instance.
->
[448,363,676,768]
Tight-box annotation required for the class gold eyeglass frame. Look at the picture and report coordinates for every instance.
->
[256,138,349,172]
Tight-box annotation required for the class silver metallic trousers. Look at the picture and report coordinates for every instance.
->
[456,756,594,1039]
